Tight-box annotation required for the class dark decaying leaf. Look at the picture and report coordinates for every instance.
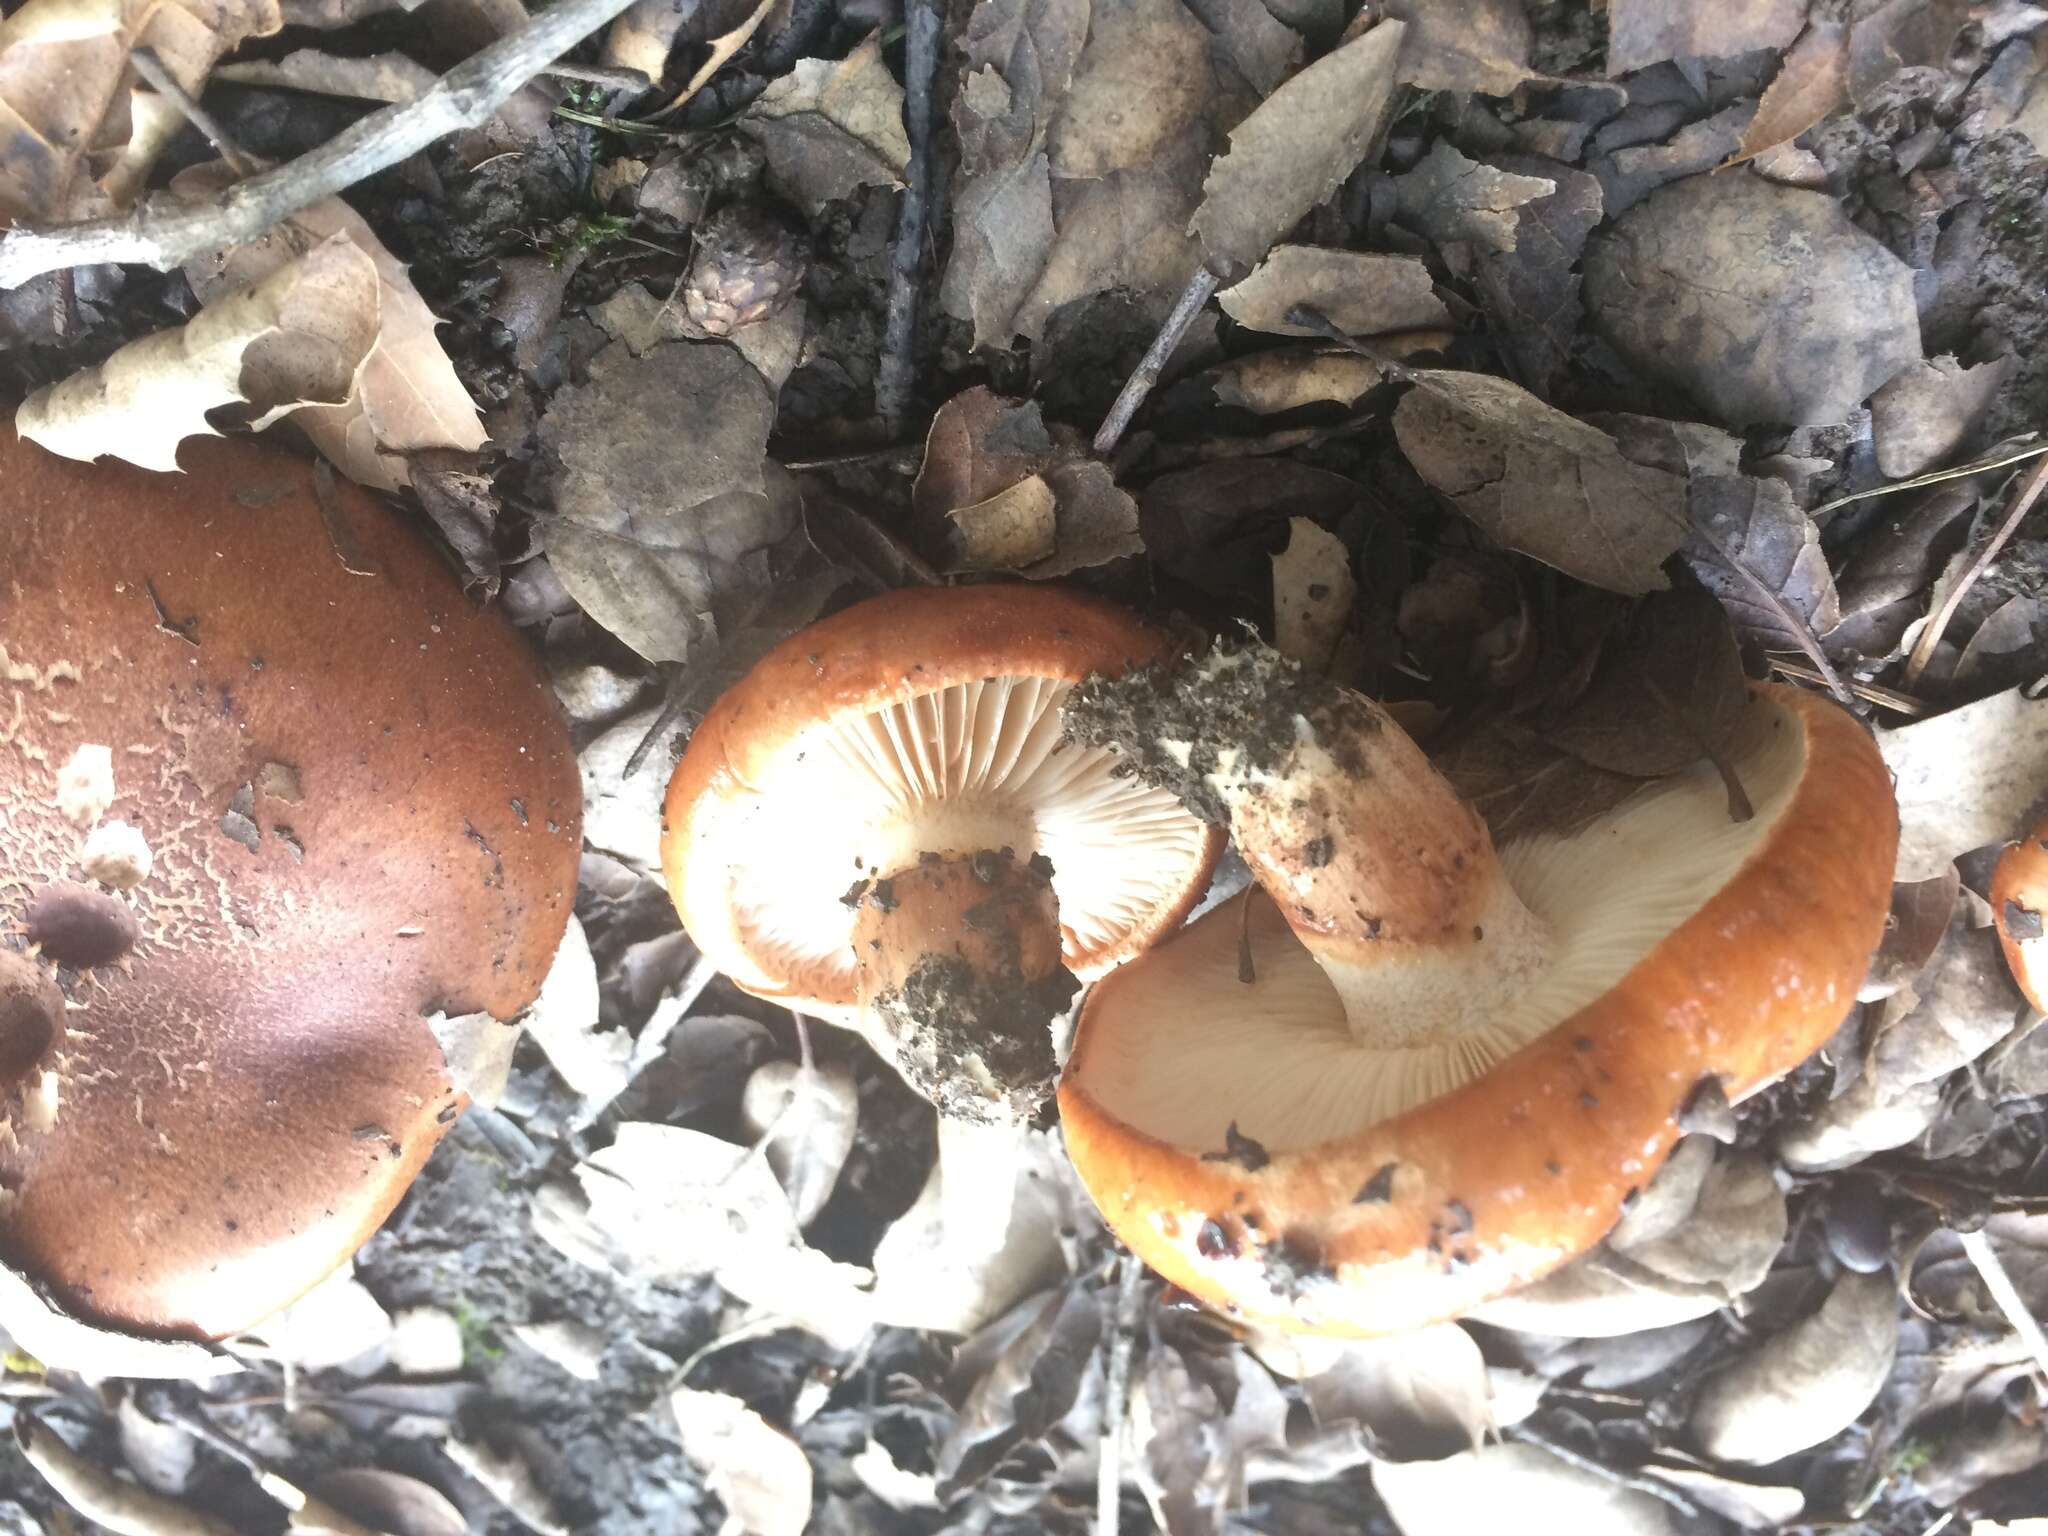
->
[1179,0,1301,95]
[1392,371,1687,595]
[538,340,791,665]
[1606,0,1807,75]
[409,453,504,596]
[1140,459,1365,606]
[1831,483,1978,659]
[1593,412,1845,664]
[1731,20,1850,166]
[1583,174,1923,429]
[1437,721,1646,845]
[1542,589,1749,781]
[1391,143,1554,255]
[1471,156,1604,399]
[934,1283,1103,1499]
[1189,16,1406,280]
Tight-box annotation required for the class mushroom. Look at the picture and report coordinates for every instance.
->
[1992,818,2048,1010]
[661,585,1222,1242]
[0,433,581,1342]
[1057,641,1896,1335]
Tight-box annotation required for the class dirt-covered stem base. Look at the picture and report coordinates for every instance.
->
[849,847,1077,1126]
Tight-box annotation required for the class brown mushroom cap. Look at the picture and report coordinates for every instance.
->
[0,433,580,1340]
[1058,682,1895,1336]
[1992,823,2048,1012]
[660,585,1223,1026]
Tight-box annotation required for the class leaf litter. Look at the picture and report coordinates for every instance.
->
[6,0,2048,1531]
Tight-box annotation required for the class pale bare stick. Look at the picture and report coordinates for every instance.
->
[0,0,683,288]
[1902,451,2048,692]
[1958,1227,2048,1387]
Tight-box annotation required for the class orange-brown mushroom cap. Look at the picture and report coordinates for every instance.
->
[1058,684,1896,1336]
[1993,822,2048,1012]
[660,585,1223,1025]
[0,433,581,1340]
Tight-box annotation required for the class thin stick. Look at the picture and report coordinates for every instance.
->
[1958,1227,2048,1386]
[128,49,260,179]
[1504,1425,1701,1518]
[541,61,652,91]
[0,0,682,287]
[874,0,942,437]
[1809,440,2048,520]
[1768,657,1931,717]
[1092,268,1220,458]
[1902,452,2048,692]
[1097,1255,1146,1536]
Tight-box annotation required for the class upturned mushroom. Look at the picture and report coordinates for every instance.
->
[1992,818,2048,1010]
[661,585,1221,1237]
[0,433,580,1343]
[1058,641,1897,1335]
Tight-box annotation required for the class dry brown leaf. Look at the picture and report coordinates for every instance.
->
[1270,516,1354,671]
[1881,685,2048,881]
[603,0,759,83]
[1584,174,1921,428]
[944,0,1226,347]
[304,1470,467,1536]
[671,1390,814,1536]
[741,32,909,207]
[0,0,281,222]
[1729,20,1849,166]
[1383,0,1534,94]
[1295,1324,1493,1461]
[213,46,438,102]
[1209,349,1383,413]
[177,164,486,490]
[1870,353,2017,479]
[913,387,1143,577]
[538,339,793,666]
[1375,1444,1683,1536]
[948,476,1059,570]
[1190,17,1406,280]
[1606,0,1806,75]
[1392,142,1554,254]
[1218,245,1447,336]
[1690,1272,1899,1464]
[18,234,376,472]
[1392,371,1686,594]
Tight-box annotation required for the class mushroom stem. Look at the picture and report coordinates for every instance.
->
[1066,644,1555,1048]
[851,848,1078,1251]
[850,848,1076,1119]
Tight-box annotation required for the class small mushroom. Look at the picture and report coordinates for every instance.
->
[1057,641,1897,1335]
[662,586,1222,1238]
[1991,818,2048,1009]
[0,435,581,1341]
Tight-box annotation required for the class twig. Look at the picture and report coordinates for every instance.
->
[1768,657,1931,717]
[128,49,259,179]
[1284,304,1426,383]
[1503,1424,1701,1519]
[1092,268,1221,458]
[1957,1226,2048,1385]
[0,0,684,287]
[1901,452,2048,692]
[1808,440,2048,520]
[874,0,942,437]
[541,61,652,91]
[1097,1255,1147,1536]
